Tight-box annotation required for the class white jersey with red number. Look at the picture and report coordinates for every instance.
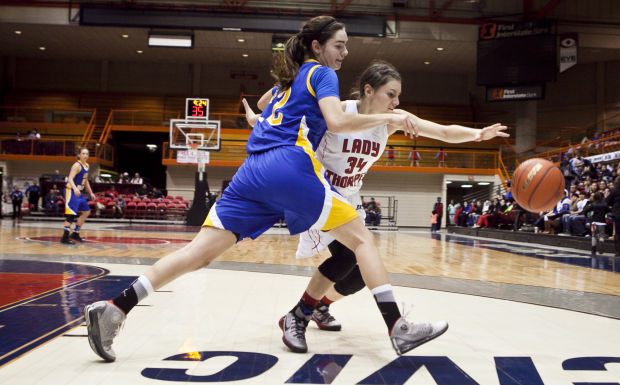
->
[296,100,389,259]
[316,100,388,196]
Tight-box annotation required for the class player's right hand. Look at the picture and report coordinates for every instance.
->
[242,98,258,128]
[391,113,418,139]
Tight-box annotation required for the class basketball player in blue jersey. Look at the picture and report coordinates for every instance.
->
[60,147,96,244]
[84,15,439,362]
[245,61,508,353]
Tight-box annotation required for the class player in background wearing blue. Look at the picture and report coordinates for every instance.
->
[244,61,508,353]
[84,15,442,362]
[60,147,96,244]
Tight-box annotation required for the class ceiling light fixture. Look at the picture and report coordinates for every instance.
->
[13,30,22,35]
[121,34,129,39]
[242,53,249,58]
[436,47,444,51]
[461,184,473,188]
[237,38,245,43]
[136,50,143,54]
[148,32,193,48]
[423,61,430,65]
[477,182,490,185]
[39,46,46,51]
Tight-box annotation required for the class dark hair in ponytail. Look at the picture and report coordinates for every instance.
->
[271,15,345,90]
[350,60,401,100]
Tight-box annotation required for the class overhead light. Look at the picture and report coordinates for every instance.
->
[39,46,46,51]
[121,34,129,39]
[242,53,249,58]
[100,173,111,178]
[446,181,452,184]
[477,182,490,185]
[136,50,143,54]
[146,144,158,152]
[423,61,430,65]
[236,37,245,43]
[13,30,22,35]
[461,184,473,188]
[222,27,242,31]
[148,32,193,48]
[436,47,444,51]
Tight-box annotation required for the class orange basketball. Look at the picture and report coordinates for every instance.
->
[511,158,565,212]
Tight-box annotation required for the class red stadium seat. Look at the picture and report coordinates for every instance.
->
[125,201,137,219]
[135,202,147,219]
[156,202,167,220]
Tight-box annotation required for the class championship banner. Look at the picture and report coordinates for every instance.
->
[559,33,578,73]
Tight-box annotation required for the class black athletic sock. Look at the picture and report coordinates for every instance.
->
[112,286,139,314]
[372,285,402,332]
[375,300,401,332]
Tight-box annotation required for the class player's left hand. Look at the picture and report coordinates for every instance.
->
[474,123,509,142]
[242,98,258,128]
[90,193,96,201]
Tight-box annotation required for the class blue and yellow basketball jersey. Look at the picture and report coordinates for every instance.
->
[246,59,340,154]
[71,161,89,190]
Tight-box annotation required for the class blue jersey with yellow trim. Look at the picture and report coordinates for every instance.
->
[70,161,89,191]
[246,59,340,154]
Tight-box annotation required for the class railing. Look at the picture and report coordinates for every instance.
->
[518,133,620,164]
[161,142,502,173]
[0,137,114,164]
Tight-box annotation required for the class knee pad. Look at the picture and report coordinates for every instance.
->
[334,266,365,296]
[65,214,77,223]
[318,241,357,282]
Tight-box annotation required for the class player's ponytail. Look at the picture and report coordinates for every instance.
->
[271,15,344,90]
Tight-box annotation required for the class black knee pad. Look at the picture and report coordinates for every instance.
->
[334,265,366,296]
[317,241,357,282]
[65,214,77,223]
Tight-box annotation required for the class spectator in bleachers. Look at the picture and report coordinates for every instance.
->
[385,145,396,165]
[567,191,589,236]
[26,182,41,212]
[113,195,126,218]
[43,189,59,216]
[559,193,579,236]
[50,169,64,182]
[474,198,499,228]
[10,185,24,219]
[408,146,420,167]
[583,192,609,255]
[136,183,150,198]
[150,187,164,200]
[365,197,381,226]
[435,147,447,167]
[104,186,119,199]
[447,199,457,225]
[457,201,471,226]
[534,192,570,234]
[119,172,130,184]
[469,200,483,226]
[503,181,514,203]
[130,172,143,185]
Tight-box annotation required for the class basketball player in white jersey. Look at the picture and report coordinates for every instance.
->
[243,60,508,353]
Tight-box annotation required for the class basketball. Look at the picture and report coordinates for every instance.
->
[511,158,565,212]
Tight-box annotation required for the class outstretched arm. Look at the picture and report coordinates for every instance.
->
[389,109,509,143]
[242,98,259,127]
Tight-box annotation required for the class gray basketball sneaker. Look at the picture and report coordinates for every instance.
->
[390,317,448,355]
[312,304,341,331]
[84,300,126,362]
[279,306,311,353]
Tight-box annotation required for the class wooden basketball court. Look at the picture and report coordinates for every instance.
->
[1,219,619,384]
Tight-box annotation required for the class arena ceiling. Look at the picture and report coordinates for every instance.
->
[0,0,620,76]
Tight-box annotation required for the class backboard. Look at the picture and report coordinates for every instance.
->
[169,119,221,151]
